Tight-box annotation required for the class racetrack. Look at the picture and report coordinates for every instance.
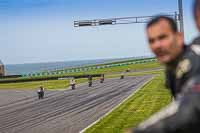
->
[0,75,152,133]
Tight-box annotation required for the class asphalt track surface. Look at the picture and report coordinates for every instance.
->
[0,75,152,133]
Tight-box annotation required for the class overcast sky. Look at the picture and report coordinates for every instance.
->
[1,0,198,64]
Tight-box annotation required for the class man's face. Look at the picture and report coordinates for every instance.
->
[147,19,183,64]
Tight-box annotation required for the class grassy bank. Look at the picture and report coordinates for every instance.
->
[0,62,162,90]
[23,57,157,77]
[84,74,171,133]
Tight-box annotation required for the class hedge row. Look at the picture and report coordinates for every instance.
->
[0,74,102,84]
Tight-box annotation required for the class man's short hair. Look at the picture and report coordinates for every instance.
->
[146,16,178,33]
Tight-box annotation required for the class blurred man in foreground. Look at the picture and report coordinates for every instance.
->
[129,15,200,133]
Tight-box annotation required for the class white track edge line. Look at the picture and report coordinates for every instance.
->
[79,76,155,133]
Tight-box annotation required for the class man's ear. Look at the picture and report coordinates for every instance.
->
[196,10,200,31]
[176,32,184,46]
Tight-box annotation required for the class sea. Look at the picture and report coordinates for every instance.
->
[5,57,145,75]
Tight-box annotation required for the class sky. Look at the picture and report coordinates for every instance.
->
[1,0,199,64]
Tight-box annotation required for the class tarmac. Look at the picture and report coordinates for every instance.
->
[0,75,152,133]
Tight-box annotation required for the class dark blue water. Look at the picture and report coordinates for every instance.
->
[5,57,140,75]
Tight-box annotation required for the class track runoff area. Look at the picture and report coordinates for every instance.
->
[0,75,152,133]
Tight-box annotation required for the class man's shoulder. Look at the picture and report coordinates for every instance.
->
[183,43,200,60]
[191,36,200,45]
[189,44,200,56]
[185,36,200,55]
[175,45,200,79]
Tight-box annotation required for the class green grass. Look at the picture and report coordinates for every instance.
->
[0,62,162,90]
[45,57,156,73]
[84,74,171,133]
[106,69,163,79]
[79,62,161,75]
[0,78,88,90]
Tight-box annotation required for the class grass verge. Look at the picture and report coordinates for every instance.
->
[84,74,171,133]
[0,78,88,90]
